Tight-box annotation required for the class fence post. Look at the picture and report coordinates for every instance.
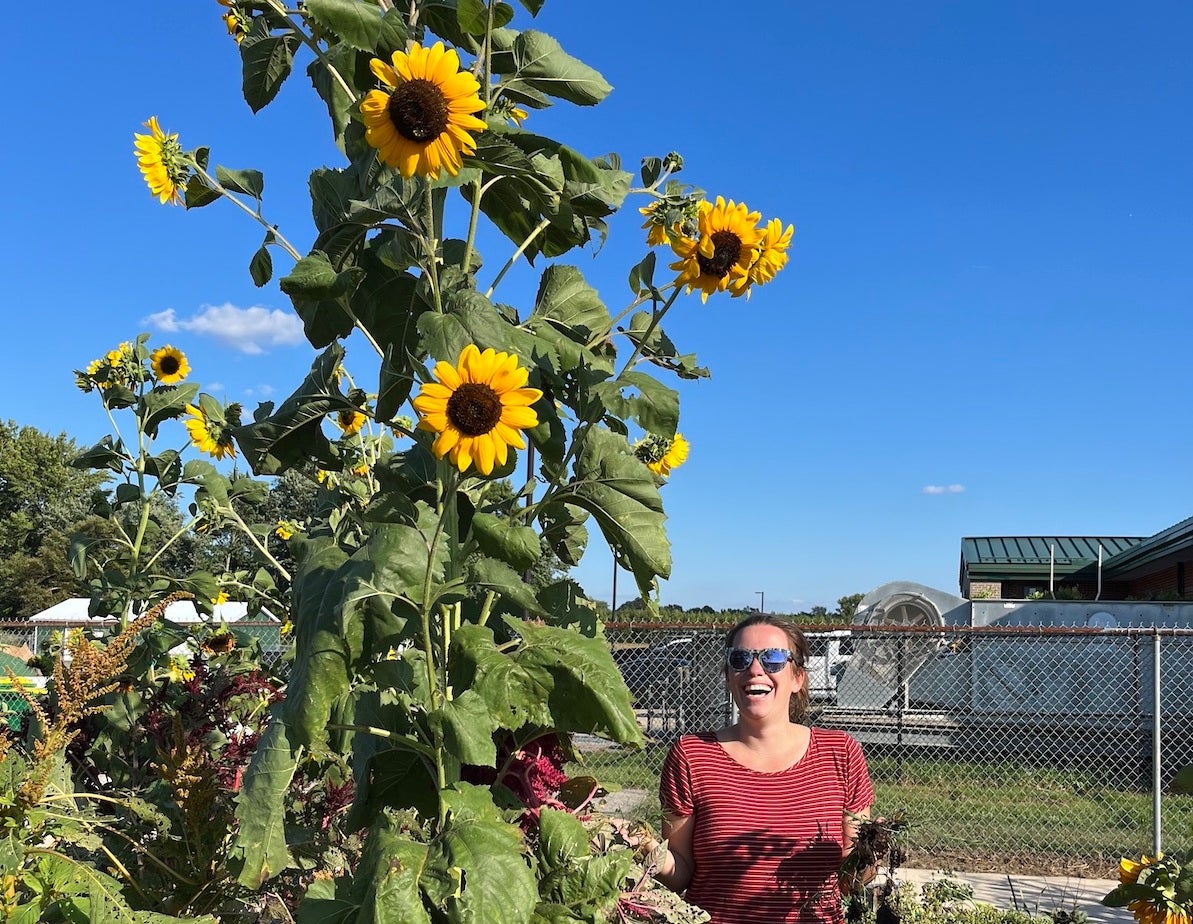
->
[1153,627,1162,856]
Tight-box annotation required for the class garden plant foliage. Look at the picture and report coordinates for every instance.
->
[37,0,796,920]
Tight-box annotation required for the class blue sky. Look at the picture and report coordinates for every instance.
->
[4,2,1193,612]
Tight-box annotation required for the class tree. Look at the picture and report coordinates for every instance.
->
[836,593,865,621]
[0,422,108,616]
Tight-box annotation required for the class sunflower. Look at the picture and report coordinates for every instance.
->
[150,345,190,384]
[217,1,247,43]
[184,401,238,460]
[669,196,764,302]
[360,42,487,179]
[640,200,672,247]
[134,117,190,206]
[165,655,196,684]
[1121,855,1159,885]
[749,218,795,286]
[412,344,542,476]
[333,408,368,436]
[275,522,295,540]
[212,590,229,606]
[202,631,236,655]
[634,433,690,478]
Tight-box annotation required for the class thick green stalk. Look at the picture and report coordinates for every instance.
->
[485,217,553,298]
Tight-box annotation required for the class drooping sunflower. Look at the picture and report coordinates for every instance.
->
[360,42,487,179]
[634,433,690,478]
[184,400,239,461]
[134,117,190,205]
[217,1,247,43]
[150,345,190,384]
[333,408,368,436]
[669,196,764,301]
[639,200,672,247]
[412,344,542,476]
[202,631,236,655]
[749,218,795,286]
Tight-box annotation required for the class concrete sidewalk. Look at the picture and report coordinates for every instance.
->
[896,868,1129,924]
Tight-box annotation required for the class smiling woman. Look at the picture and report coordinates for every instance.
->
[649,614,875,924]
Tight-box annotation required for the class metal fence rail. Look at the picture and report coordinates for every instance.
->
[604,623,1193,877]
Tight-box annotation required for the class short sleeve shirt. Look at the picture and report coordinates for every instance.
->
[659,727,874,924]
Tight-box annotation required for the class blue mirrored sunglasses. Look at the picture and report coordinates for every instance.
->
[725,647,794,673]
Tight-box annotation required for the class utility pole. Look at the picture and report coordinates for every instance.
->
[756,591,765,614]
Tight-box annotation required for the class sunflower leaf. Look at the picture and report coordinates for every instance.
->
[229,709,298,888]
[469,558,548,617]
[141,382,200,440]
[471,514,541,572]
[592,371,678,437]
[558,427,670,594]
[497,31,612,107]
[456,0,488,34]
[513,0,544,14]
[72,436,126,475]
[529,265,612,344]
[216,166,265,199]
[538,504,589,568]
[184,177,221,210]
[250,244,273,287]
[306,0,383,52]
[239,27,298,113]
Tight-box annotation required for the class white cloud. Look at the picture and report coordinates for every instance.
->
[144,304,305,354]
[243,384,276,399]
[922,484,966,495]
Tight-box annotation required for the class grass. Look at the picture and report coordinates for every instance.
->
[566,744,1192,876]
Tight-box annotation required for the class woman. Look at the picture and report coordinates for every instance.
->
[652,614,874,924]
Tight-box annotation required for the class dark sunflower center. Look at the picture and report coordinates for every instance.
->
[447,383,503,436]
[696,230,743,279]
[389,79,450,143]
[159,355,181,376]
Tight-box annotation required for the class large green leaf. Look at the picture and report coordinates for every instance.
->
[283,536,352,748]
[471,513,541,571]
[239,23,298,113]
[558,428,670,595]
[451,621,640,744]
[529,265,612,345]
[306,0,383,51]
[422,784,537,924]
[280,252,364,349]
[140,382,199,439]
[470,557,548,618]
[232,345,351,475]
[591,370,679,437]
[72,435,126,474]
[492,30,612,106]
[428,690,499,767]
[231,710,299,887]
[536,808,629,913]
[538,504,588,567]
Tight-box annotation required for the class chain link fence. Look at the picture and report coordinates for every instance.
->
[600,623,1193,877]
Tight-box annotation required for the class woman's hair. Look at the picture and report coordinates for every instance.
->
[725,613,810,722]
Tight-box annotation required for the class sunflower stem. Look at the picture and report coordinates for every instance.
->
[477,590,496,628]
[221,505,293,583]
[484,217,552,298]
[423,181,445,313]
[615,284,683,380]
[192,164,303,262]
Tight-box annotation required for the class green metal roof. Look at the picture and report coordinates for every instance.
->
[1103,516,1193,576]
[961,536,1145,580]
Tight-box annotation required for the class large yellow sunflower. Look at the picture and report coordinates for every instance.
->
[749,218,795,286]
[150,345,190,384]
[669,197,764,302]
[360,42,487,179]
[134,117,190,206]
[634,433,690,478]
[184,401,238,460]
[412,344,542,476]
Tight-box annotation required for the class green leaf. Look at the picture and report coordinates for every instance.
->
[530,265,612,344]
[72,436,126,474]
[378,8,409,56]
[591,370,679,437]
[456,0,488,34]
[514,0,544,13]
[559,427,670,594]
[470,557,548,617]
[232,345,352,475]
[498,31,612,106]
[216,165,265,199]
[627,250,656,295]
[240,27,299,113]
[423,784,537,924]
[537,580,602,636]
[144,450,183,495]
[231,710,299,887]
[428,690,499,766]
[306,0,384,51]
[140,382,199,439]
[280,252,364,349]
[471,513,541,571]
[184,177,220,209]
[1102,883,1157,907]
[282,536,352,747]
[538,505,589,567]
[640,156,663,187]
[250,244,273,287]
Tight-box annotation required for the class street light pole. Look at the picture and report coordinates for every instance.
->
[756,591,765,614]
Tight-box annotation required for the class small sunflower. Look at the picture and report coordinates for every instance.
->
[165,655,196,684]
[275,521,295,540]
[217,1,247,43]
[412,344,542,476]
[202,631,236,655]
[669,196,764,302]
[134,117,190,206]
[212,590,229,606]
[360,42,487,179]
[184,399,240,461]
[748,218,795,286]
[640,200,672,247]
[333,408,368,436]
[634,433,690,478]
[150,345,190,384]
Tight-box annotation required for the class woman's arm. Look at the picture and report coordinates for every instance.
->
[654,811,695,893]
[841,805,870,858]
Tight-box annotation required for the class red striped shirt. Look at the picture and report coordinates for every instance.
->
[659,727,874,924]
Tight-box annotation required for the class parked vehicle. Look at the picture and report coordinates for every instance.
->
[804,630,853,702]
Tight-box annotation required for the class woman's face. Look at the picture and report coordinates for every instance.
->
[726,623,805,722]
